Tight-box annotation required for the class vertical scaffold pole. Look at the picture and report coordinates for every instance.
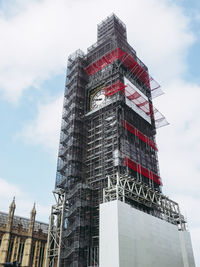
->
[45,188,67,267]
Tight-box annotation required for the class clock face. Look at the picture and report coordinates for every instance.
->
[91,90,106,110]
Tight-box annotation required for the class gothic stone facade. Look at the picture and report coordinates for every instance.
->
[0,198,48,267]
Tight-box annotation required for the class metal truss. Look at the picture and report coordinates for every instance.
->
[45,188,68,267]
[103,173,186,230]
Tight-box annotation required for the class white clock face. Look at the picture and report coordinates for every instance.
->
[91,90,106,110]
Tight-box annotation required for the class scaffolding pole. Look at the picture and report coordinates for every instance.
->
[103,172,187,230]
[45,188,68,267]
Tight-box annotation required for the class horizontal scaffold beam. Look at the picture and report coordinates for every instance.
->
[103,173,186,230]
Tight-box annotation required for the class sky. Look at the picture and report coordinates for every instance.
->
[0,0,199,265]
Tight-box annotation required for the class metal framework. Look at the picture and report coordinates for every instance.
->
[103,79,168,129]
[45,188,68,267]
[85,47,163,98]
[124,156,162,185]
[52,14,171,267]
[103,173,186,230]
[123,120,158,151]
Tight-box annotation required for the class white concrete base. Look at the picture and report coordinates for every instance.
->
[100,200,196,267]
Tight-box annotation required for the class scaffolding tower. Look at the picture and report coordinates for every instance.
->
[45,189,68,267]
[47,14,176,267]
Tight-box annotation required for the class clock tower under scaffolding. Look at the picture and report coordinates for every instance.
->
[45,14,195,267]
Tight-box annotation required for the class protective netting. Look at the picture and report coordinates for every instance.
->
[104,80,168,128]
[104,80,126,97]
[153,108,169,128]
[124,156,162,185]
[85,48,124,76]
[85,47,163,97]
[123,120,158,151]
[125,83,152,116]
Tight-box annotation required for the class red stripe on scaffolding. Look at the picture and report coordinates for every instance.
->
[85,48,125,76]
[123,120,158,151]
[125,83,153,117]
[104,80,168,129]
[84,47,161,93]
[104,80,153,118]
[124,156,162,186]
[104,80,127,97]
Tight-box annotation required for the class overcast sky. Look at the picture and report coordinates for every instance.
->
[0,0,199,265]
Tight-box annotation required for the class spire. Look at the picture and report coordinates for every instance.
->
[29,203,36,234]
[31,202,36,216]
[9,196,16,217]
[7,197,16,230]
[10,196,16,210]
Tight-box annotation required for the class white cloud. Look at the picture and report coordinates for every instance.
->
[19,95,63,153]
[0,178,51,222]
[0,178,21,198]
[155,80,200,194]
[0,0,194,102]
[118,1,194,82]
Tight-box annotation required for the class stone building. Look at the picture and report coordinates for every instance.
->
[0,198,48,267]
